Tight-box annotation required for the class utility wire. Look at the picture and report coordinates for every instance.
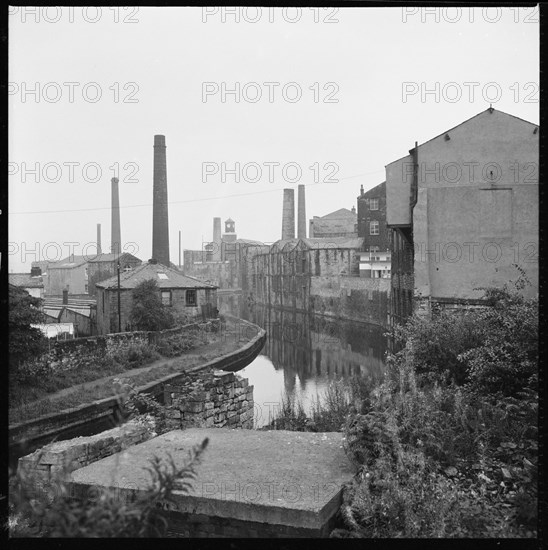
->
[10,170,384,215]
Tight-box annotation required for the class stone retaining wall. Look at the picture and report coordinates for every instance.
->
[51,320,218,356]
[10,319,265,458]
[165,511,335,538]
[164,370,254,430]
[17,419,155,500]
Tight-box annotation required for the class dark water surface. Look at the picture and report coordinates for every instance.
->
[237,307,388,427]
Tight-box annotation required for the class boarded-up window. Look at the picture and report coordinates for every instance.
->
[185,289,197,306]
[161,290,172,306]
[479,189,512,238]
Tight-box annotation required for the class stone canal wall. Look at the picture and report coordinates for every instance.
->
[10,318,265,462]
[18,369,254,499]
[17,419,155,499]
[164,370,254,430]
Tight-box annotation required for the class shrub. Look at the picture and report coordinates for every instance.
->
[130,279,175,332]
[337,278,538,538]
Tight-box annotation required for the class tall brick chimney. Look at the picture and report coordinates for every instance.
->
[281,188,295,240]
[152,135,170,267]
[111,178,121,256]
[212,217,222,261]
[297,184,306,239]
[97,223,102,255]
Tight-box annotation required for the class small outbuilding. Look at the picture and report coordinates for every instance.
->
[95,260,218,335]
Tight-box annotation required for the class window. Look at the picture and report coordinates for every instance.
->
[369,198,379,210]
[370,221,379,235]
[157,273,169,280]
[161,290,172,306]
[124,264,132,272]
[186,289,197,307]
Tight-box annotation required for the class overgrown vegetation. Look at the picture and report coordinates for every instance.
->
[8,285,47,372]
[334,274,538,538]
[129,279,180,331]
[10,325,211,411]
[263,376,375,433]
[8,436,208,537]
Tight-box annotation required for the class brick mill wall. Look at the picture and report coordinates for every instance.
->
[310,276,390,327]
[164,370,254,430]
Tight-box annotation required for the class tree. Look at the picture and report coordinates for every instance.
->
[9,285,47,368]
[129,279,174,331]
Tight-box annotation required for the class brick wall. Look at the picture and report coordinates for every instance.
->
[164,370,254,430]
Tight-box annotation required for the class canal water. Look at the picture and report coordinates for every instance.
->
[236,306,388,428]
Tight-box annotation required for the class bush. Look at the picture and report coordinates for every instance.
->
[129,279,175,332]
[265,377,374,433]
[337,279,538,538]
[155,330,207,358]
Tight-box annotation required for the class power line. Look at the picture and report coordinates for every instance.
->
[10,171,384,215]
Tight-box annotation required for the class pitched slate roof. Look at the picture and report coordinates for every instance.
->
[48,255,88,269]
[87,252,142,264]
[270,237,363,253]
[316,208,357,220]
[9,273,44,288]
[96,262,218,290]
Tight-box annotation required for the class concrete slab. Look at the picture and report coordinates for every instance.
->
[70,428,355,531]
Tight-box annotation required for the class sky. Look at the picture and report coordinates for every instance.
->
[8,6,539,272]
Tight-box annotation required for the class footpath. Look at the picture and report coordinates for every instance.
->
[10,319,251,424]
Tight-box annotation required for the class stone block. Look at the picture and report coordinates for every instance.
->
[226,410,238,419]
[190,390,207,401]
[183,401,204,413]
[214,412,226,423]
[204,402,214,410]
[237,394,246,402]
[214,370,235,383]
[234,387,245,397]
[205,416,215,428]
[227,414,240,426]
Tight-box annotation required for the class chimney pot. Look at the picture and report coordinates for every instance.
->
[62,289,68,305]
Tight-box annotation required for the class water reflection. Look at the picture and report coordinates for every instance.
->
[237,306,387,427]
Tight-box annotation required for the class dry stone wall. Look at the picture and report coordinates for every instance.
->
[164,370,254,430]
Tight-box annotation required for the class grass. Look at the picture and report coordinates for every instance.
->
[9,326,245,424]
[263,375,377,432]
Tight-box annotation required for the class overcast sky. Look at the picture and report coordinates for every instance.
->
[9,6,539,271]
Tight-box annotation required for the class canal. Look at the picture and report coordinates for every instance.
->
[236,306,388,428]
